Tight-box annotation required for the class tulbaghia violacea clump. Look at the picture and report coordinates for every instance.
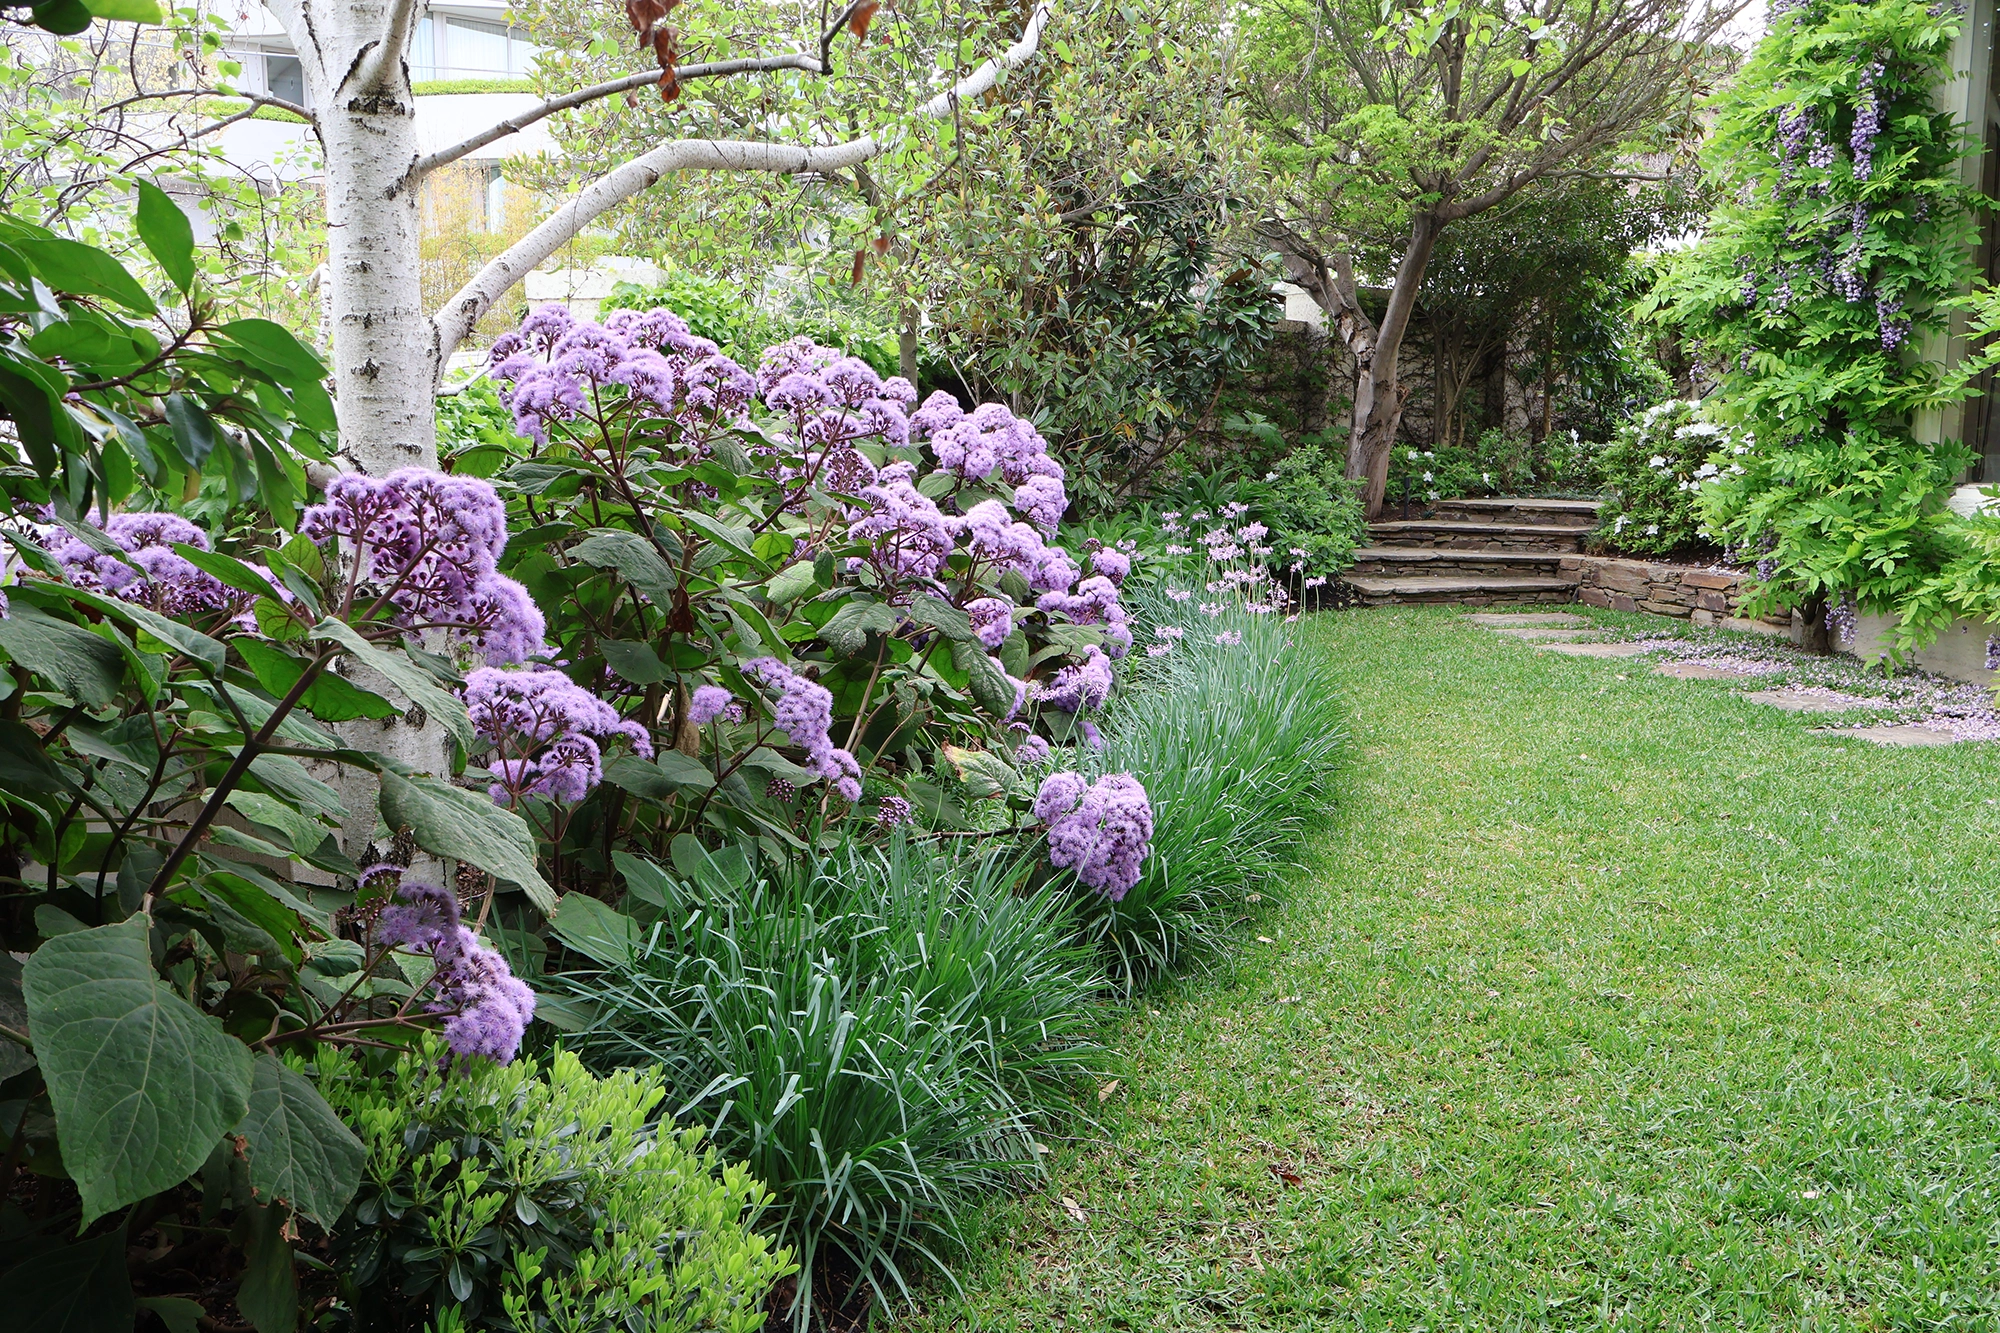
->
[301,470,547,666]
[744,657,864,801]
[376,881,536,1063]
[1033,771,1155,900]
[466,667,654,805]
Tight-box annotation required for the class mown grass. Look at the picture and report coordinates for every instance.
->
[904,605,2000,1332]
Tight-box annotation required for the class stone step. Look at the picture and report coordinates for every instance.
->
[1366,520,1588,553]
[1349,546,1570,579]
[1429,496,1603,529]
[1341,574,1579,606]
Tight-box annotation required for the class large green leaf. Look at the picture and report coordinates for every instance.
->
[909,592,975,642]
[549,893,641,966]
[954,639,1020,718]
[83,0,167,22]
[570,528,680,608]
[312,620,472,758]
[0,1230,134,1332]
[236,638,397,722]
[599,639,671,685]
[0,718,66,792]
[0,953,33,1081]
[0,605,125,705]
[377,770,554,913]
[764,560,818,604]
[23,915,254,1223]
[217,319,325,385]
[133,179,194,292]
[821,599,899,656]
[163,392,217,468]
[13,237,155,313]
[234,1053,363,1229]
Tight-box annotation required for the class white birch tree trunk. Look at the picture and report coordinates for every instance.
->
[278,0,438,474]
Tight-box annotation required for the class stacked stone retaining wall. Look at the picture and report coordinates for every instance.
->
[1560,555,1790,633]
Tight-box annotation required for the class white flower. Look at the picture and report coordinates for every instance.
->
[1613,515,1630,532]
[1646,523,1660,535]
[1423,450,1435,459]
[1695,462,1720,478]
[1648,454,1669,468]
[1407,448,1421,461]
[1264,471,1279,482]
[1422,471,1434,482]
[1426,490,1441,500]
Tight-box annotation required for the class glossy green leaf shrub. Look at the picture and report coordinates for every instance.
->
[311,1043,789,1332]
[1591,398,1739,557]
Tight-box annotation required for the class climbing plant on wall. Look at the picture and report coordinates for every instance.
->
[1646,0,2000,646]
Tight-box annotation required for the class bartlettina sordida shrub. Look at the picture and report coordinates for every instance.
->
[1646,0,2000,634]
[464,305,1146,863]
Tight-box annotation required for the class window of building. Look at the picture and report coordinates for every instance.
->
[410,13,540,81]
[485,165,507,233]
[266,53,304,107]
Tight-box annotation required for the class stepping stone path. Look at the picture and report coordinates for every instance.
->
[1346,499,1601,606]
[1745,689,1874,713]
[1468,612,1588,627]
[1821,724,1959,747]
[1656,662,1760,681]
[1536,642,1655,658]
[1494,627,1592,641]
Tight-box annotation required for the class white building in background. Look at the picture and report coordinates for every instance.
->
[213,2,553,232]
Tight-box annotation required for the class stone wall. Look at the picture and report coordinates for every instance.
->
[1561,555,1789,633]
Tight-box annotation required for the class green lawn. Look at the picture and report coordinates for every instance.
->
[909,606,2000,1331]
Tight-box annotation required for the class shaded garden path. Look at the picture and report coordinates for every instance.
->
[912,607,2000,1331]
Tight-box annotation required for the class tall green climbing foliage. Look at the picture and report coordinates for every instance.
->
[1648,0,1998,629]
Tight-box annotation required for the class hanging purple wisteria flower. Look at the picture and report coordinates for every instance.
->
[1850,59,1885,183]
[1033,771,1154,900]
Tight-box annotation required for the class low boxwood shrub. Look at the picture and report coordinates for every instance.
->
[310,1042,789,1332]
[549,839,1101,1327]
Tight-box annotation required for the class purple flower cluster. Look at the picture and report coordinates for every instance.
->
[1037,645,1114,715]
[908,393,1069,530]
[1014,733,1051,768]
[688,684,735,727]
[376,881,536,1064]
[1877,291,1910,351]
[46,512,266,624]
[1033,771,1154,900]
[851,473,956,583]
[490,304,758,446]
[301,470,547,666]
[466,667,653,805]
[966,596,1014,650]
[877,795,912,828]
[744,657,863,801]
[1037,577,1134,656]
